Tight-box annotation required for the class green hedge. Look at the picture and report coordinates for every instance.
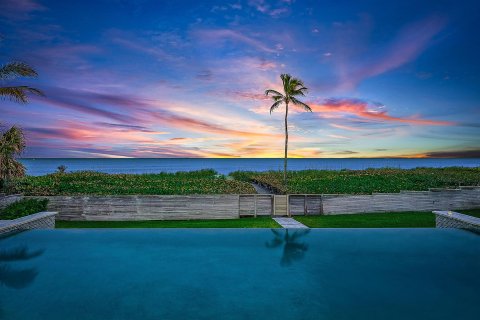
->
[231,167,480,194]
[9,169,256,195]
[0,198,49,220]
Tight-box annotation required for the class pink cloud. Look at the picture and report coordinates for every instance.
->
[310,98,454,126]
[329,123,364,131]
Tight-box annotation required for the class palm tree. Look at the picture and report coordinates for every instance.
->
[0,126,26,186]
[0,61,43,103]
[0,61,43,187]
[265,74,311,186]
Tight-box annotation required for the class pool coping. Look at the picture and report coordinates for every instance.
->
[433,210,480,229]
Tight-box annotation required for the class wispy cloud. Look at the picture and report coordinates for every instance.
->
[107,29,184,63]
[194,29,276,53]
[32,89,138,124]
[248,0,291,17]
[404,149,480,158]
[0,0,45,20]
[335,15,446,90]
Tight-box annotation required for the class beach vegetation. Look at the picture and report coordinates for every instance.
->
[9,169,256,195]
[230,167,480,194]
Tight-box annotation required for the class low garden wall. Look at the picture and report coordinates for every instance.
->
[0,211,58,235]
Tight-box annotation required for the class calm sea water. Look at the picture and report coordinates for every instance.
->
[19,158,480,176]
[0,228,478,320]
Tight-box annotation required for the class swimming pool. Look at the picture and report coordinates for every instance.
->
[1,229,478,319]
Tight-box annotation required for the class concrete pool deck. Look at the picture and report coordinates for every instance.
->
[273,217,309,228]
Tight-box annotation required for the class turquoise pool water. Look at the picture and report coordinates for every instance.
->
[0,229,479,319]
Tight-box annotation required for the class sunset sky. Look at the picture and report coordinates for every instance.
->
[1,0,479,158]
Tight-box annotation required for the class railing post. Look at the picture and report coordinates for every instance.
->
[273,195,276,216]
[287,194,290,217]
[304,194,307,215]
[254,194,257,218]
[238,194,241,218]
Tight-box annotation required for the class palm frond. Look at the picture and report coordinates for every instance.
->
[0,62,38,80]
[265,89,283,97]
[290,97,312,112]
[0,156,26,181]
[0,126,26,155]
[280,74,291,97]
[293,85,308,94]
[272,95,284,102]
[269,100,283,114]
[0,86,44,104]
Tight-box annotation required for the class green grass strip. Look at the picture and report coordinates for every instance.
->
[294,212,435,228]
[457,209,480,218]
[56,217,280,228]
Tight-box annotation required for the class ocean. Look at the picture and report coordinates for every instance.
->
[19,158,480,176]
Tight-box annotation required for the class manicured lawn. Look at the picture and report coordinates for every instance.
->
[57,212,436,229]
[458,209,480,218]
[231,167,480,194]
[9,169,255,195]
[56,217,281,228]
[294,212,435,228]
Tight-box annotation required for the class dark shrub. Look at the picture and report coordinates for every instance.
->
[0,198,49,220]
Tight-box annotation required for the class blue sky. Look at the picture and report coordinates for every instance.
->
[0,0,479,158]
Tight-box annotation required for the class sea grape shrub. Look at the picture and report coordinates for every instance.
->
[0,198,49,220]
[239,167,480,194]
[9,170,255,195]
[229,171,255,182]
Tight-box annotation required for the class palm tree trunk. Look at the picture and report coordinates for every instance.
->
[284,102,289,186]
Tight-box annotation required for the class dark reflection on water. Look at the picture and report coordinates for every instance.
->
[0,246,44,289]
[266,229,310,266]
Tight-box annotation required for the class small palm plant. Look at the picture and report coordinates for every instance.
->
[265,74,311,186]
[0,126,26,187]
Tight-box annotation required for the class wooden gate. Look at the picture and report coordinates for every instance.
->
[273,195,289,216]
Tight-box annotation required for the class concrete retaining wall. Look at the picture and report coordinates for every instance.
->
[433,210,480,230]
[0,211,58,235]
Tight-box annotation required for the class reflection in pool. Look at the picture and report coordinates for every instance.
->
[0,228,478,320]
[0,246,44,289]
[266,229,310,266]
